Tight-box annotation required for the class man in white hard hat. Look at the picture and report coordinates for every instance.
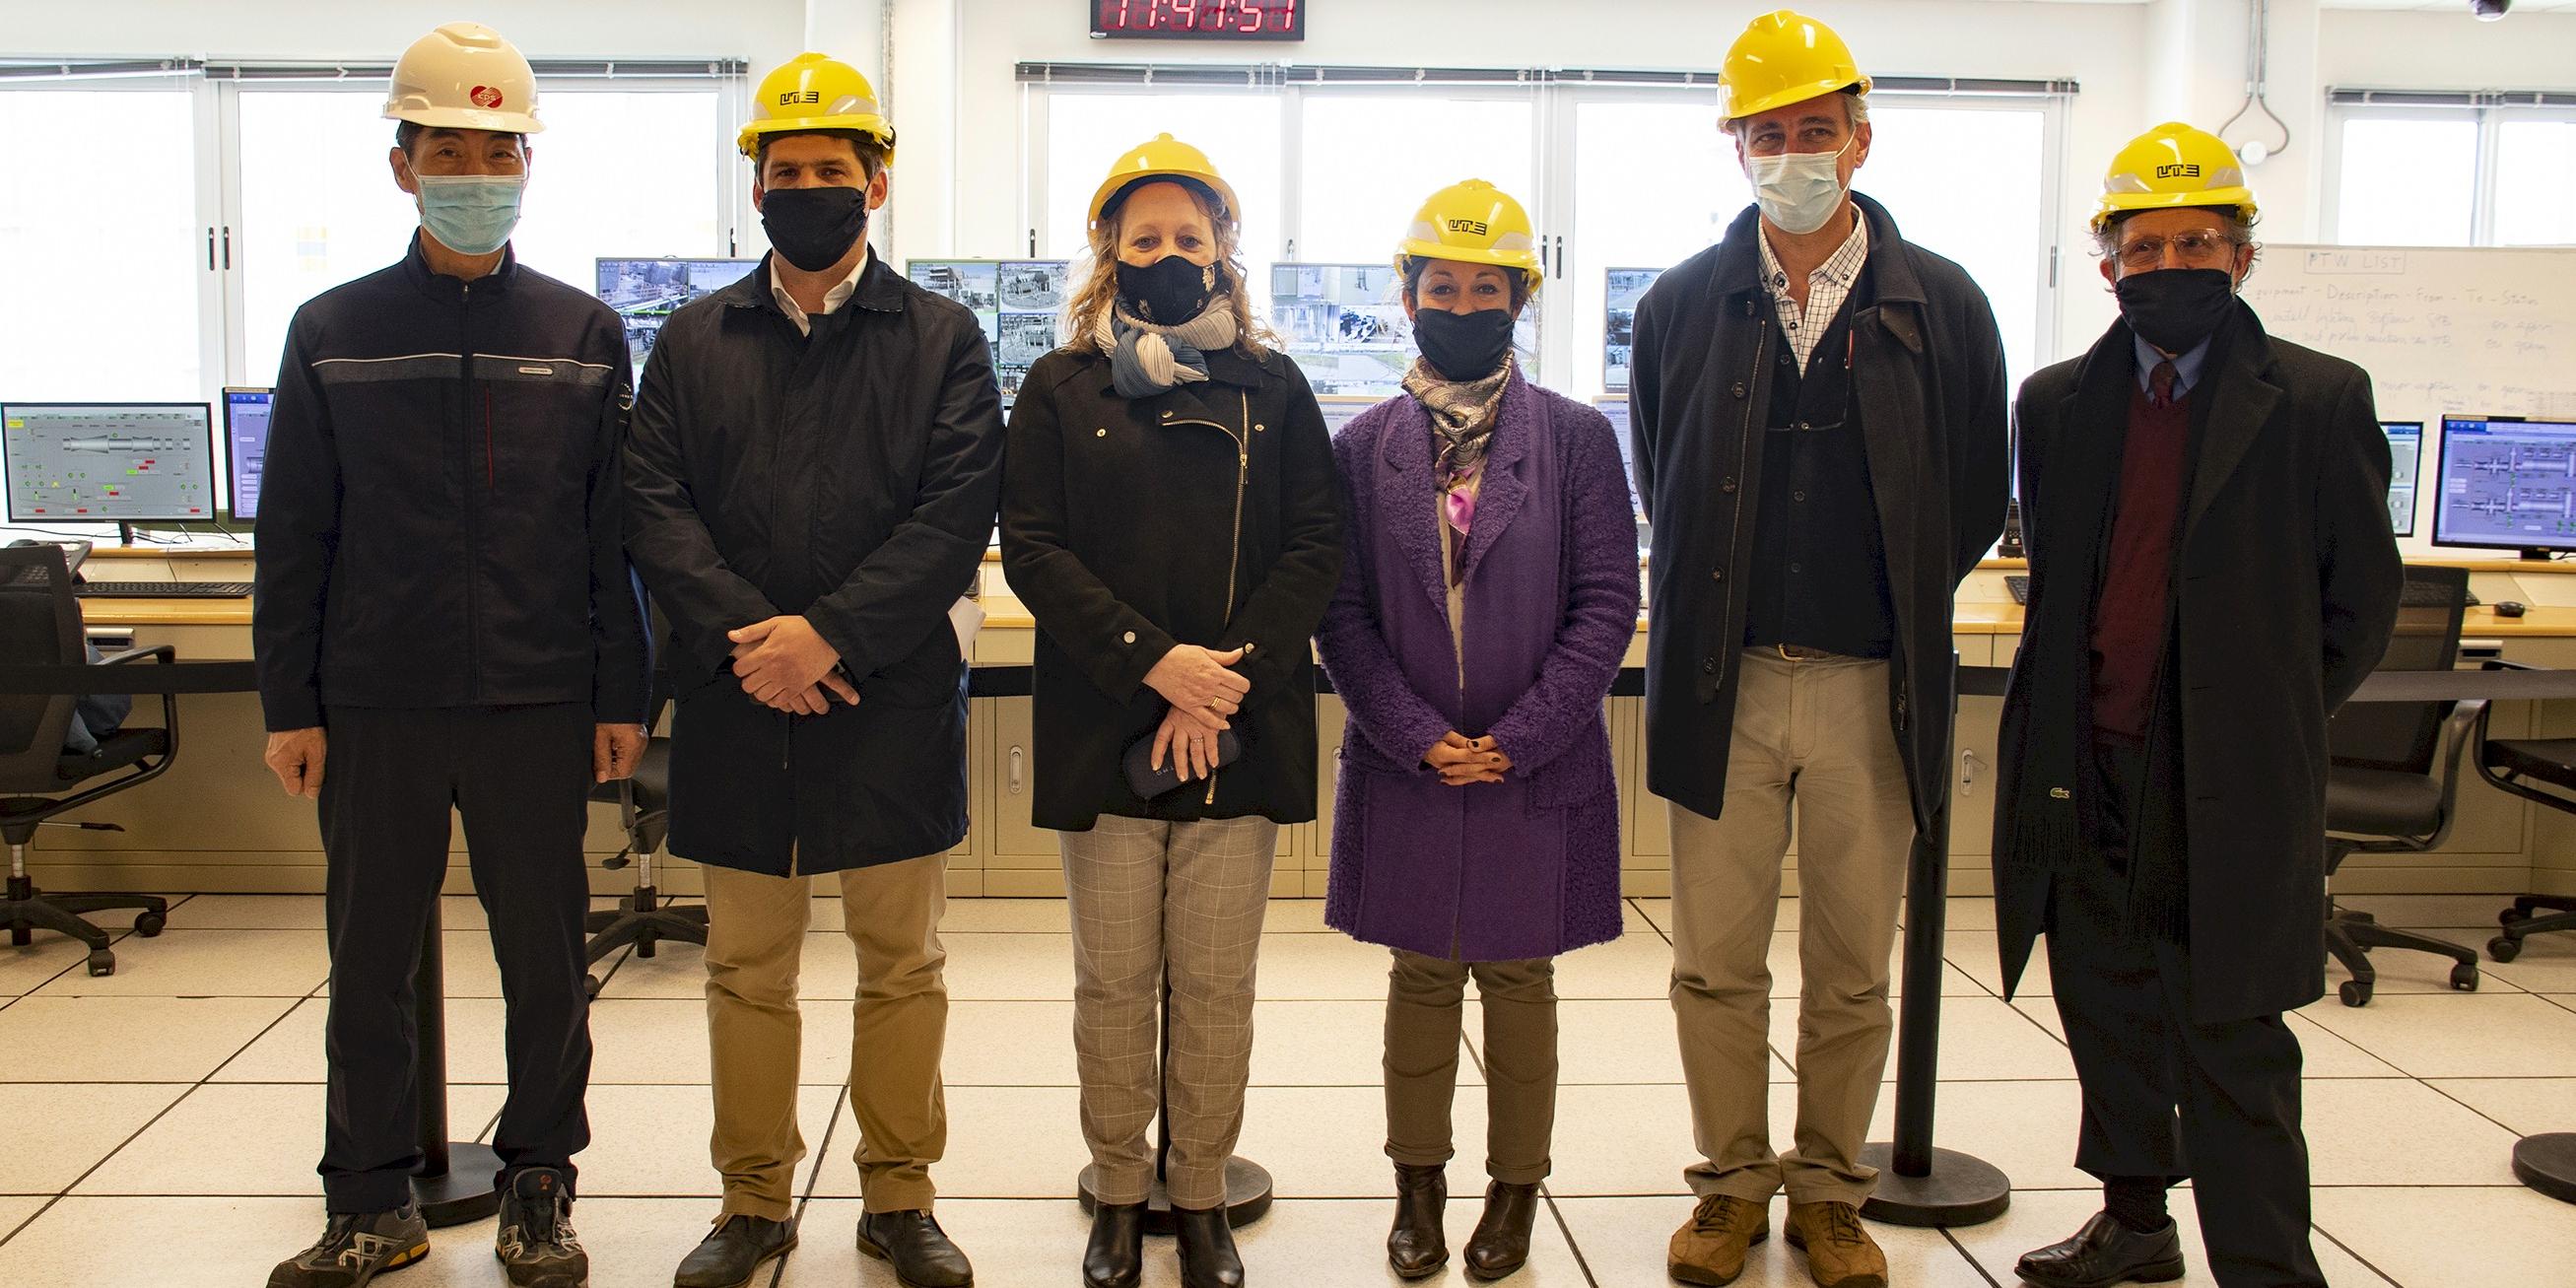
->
[257,23,647,1288]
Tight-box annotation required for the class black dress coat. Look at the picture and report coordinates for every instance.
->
[1630,194,2011,833]
[624,255,1006,875]
[1993,303,2404,1022]
[1000,343,1345,832]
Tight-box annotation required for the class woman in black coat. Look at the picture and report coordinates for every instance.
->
[999,134,1342,1288]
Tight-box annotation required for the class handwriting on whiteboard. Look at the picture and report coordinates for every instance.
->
[2244,244,2576,419]
[2302,248,2408,275]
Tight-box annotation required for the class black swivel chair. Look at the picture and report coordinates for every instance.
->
[2468,667,2576,964]
[579,612,703,996]
[2321,564,2484,1006]
[0,545,174,977]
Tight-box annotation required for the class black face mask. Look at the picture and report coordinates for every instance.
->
[1116,254,1222,325]
[2115,267,2238,355]
[761,185,870,273]
[1412,305,1517,382]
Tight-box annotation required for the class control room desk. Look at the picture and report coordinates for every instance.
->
[46,547,2576,903]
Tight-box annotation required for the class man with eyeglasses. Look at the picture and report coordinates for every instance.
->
[1992,123,2400,1288]
[1631,11,2008,1287]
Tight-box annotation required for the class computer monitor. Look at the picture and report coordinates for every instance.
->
[225,388,274,521]
[594,257,759,370]
[2431,415,2576,556]
[3,402,218,533]
[1603,267,1664,393]
[905,258,1070,396]
[2382,420,2422,538]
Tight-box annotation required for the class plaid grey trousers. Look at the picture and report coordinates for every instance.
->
[1060,814,1277,1208]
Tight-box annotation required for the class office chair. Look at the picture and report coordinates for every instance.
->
[0,545,175,978]
[2468,663,2576,964]
[2321,564,2485,1006]
[580,607,703,996]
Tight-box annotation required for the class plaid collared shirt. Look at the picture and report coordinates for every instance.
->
[1756,210,1870,374]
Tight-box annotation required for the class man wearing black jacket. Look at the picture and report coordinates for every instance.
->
[1633,13,2008,1288]
[254,23,646,1288]
[1996,123,2402,1288]
[626,54,1002,1288]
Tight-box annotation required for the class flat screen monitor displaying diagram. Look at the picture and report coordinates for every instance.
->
[4,402,218,524]
[906,259,1070,396]
[595,258,759,370]
[2432,415,2576,555]
[226,388,274,520]
[2383,420,2421,537]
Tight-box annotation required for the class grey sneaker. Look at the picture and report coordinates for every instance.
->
[266,1201,432,1288]
[496,1168,588,1288]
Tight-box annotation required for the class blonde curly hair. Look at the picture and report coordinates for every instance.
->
[1059,177,1275,360]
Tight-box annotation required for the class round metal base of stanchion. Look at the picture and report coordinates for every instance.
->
[1076,1157,1274,1235]
[2512,1132,2576,1205]
[413,1142,504,1228]
[1856,1144,2011,1228]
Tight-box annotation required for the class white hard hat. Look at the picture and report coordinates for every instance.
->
[383,22,544,136]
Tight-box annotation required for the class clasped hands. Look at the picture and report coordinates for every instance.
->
[1425,731,1512,786]
[730,615,859,714]
[1144,644,1252,782]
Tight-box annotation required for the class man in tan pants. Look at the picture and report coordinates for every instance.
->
[625,50,1005,1288]
[1626,13,2009,1287]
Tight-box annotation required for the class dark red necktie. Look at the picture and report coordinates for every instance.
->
[2148,360,2179,411]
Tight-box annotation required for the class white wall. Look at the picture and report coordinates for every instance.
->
[1,0,808,66]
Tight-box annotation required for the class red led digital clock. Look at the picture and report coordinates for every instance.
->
[1092,0,1304,39]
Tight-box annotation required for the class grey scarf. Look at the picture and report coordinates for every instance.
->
[1098,305,1242,400]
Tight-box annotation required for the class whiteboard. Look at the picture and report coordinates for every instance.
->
[2242,244,2576,555]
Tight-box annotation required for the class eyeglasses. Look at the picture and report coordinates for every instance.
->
[2115,231,2237,271]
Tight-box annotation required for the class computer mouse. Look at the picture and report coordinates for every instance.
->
[2496,601,2528,618]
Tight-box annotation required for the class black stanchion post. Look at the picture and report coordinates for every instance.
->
[2512,1132,2576,1205]
[410,901,503,1226]
[1859,656,2012,1227]
[1078,964,1274,1233]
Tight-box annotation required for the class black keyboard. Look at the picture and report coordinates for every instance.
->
[74,581,253,599]
[2005,575,2029,605]
[2400,580,2481,609]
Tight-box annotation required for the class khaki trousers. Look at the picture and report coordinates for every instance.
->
[1669,648,1914,1206]
[1062,815,1276,1209]
[702,854,950,1218]
[1384,949,1558,1185]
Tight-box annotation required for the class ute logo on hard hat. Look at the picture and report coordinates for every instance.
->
[469,85,504,109]
[2157,163,2203,179]
[1446,218,1490,236]
[781,90,821,105]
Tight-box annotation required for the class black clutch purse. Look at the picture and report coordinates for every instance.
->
[1122,725,1244,799]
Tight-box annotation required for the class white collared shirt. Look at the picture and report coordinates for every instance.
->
[1756,207,1869,374]
[770,244,871,337]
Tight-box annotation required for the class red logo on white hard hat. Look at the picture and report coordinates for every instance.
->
[469,85,505,109]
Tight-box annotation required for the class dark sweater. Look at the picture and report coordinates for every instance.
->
[2089,381,2193,742]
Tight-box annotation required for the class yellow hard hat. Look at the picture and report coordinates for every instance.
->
[738,52,897,164]
[383,22,543,135]
[2095,122,2257,231]
[1394,179,1543,295]
[1719,9,1872,124]
[1088,133,1245,229]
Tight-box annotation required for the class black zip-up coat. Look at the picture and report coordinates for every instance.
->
[1000,343,1344,832]
[1631,195,2010,830]
[1995,305,2402,1022]
[625,254,1005,875]
[253,236,647,732]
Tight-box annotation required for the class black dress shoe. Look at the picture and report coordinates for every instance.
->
[857,1210,975,1288]
[1388,1164,1449,1279]
[1173,1204,1246,1288]
[2015,1210,2186,1288]
[1083,1202,1146,1288]
[673,1214,797,1288]
[1463,1181,1540,1281]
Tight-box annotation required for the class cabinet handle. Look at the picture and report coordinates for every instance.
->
[1008,746,1025,795]
[1959,748,1987,797]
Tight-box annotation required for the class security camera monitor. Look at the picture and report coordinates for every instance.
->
[1273,261,1541,399]
[1604,267,1663,392]
[225,387,274,521]
[907,258,1069,396]
[2382,420,2421,537]
[2433,415,2576,556]
[595,258,760,370]
[4,402,218,523]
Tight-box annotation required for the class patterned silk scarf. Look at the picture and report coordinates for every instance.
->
[1401,355,1514,580]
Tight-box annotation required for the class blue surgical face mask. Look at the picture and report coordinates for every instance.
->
[1746,137,1853,237]
[413,172,527,256]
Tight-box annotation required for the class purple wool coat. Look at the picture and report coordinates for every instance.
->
[1318,370,1642,962]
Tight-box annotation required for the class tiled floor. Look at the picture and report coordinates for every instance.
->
[2,892,2570,1286]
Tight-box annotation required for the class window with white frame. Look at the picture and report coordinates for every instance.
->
[2329,97,2576,247]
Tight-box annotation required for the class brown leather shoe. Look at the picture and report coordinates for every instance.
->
[1784,1201,1888,1288]
[1667,1193,1769,1286]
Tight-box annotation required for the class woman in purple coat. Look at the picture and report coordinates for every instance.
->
[1317,179,1641,1281]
